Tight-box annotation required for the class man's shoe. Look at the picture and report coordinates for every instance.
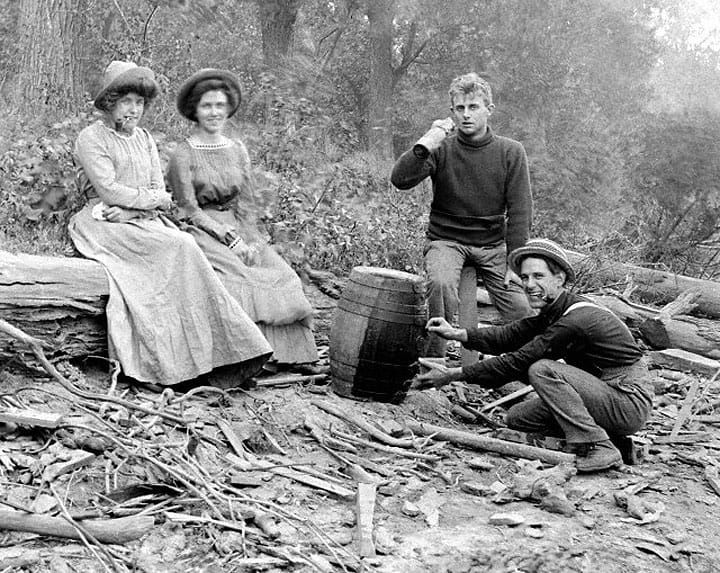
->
[572,439,622,472]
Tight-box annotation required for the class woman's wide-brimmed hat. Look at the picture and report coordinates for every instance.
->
[176,68,242,121]
[509,238,576,284]
[94,61,157,109]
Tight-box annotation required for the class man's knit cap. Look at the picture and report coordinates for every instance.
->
[509,238,575,283]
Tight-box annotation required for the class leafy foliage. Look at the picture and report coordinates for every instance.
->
[625,110,720,276]
[0,0,718,281]
[0,114,92,254]
[269,153,428,275]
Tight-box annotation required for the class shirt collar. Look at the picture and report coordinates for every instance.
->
[456,126,494,148]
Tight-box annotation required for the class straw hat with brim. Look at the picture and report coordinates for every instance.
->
[509,238,576,284]
[176,68,242,121]
[94,61,157,110]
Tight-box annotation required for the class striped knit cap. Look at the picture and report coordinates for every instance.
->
[509,238,575,284]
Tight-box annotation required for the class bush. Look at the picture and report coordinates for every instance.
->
[0,113,92,255]
[267,152,428,276]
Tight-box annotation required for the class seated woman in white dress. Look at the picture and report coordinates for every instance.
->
[167,68,318,370]
[69,61,272,387]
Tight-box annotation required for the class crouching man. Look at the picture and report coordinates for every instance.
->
[413,238,653,472]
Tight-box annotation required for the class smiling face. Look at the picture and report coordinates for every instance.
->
[195,89,230,135]
[519,257,567,310]
[110,92,145,133]
[450,92,494,141]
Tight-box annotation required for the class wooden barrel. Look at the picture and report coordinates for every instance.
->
[329,266,427,403]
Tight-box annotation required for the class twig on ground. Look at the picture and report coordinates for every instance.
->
[49,484,123,573]
[312,399,415,448]
[406,420,576,465]
[0,318,185,425]
[330,429,441,461]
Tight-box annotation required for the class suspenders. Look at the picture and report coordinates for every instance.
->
[562,301,633,337]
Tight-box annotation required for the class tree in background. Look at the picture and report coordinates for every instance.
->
[255,0,301,67]
[364,0,395,160]
[626,112,720,276]
[10,0,87,112]
[0,0,718,279]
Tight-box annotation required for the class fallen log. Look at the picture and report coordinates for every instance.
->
[5,248,718,364]
[566,250,720,319]
[639,314,720,360]
[0,510,153,544]
[405,421,575,465]
[0,250,108,361]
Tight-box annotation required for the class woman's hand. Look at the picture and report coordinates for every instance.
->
[102,205,144,223]
[229,236,259,266]
[426,317,468,342]
[156,193,174,210]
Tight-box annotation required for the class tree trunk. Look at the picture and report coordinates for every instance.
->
[14,0,86,111]
[254,0,300,67]
[365,0,395,160]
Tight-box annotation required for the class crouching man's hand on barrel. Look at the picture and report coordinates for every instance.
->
[411,366,464,391]
[426,317,468,343]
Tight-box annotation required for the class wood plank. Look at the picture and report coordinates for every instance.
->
[0,408,64,429]
[355,482,377,557]
[653,432,711,444]
[480,386,533,412]
[647,349,720,376]
[670,377,700,438]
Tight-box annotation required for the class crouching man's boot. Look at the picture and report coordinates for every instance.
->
[570,439,622,472]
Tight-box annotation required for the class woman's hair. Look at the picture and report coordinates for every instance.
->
[96,77,159,112]
[183,78,238,122]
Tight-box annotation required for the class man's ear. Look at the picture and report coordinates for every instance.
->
[488,103,495,113]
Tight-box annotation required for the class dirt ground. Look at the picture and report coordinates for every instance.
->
[1,284,719,573]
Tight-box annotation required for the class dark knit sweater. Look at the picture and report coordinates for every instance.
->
[390,127,532,253]
[460,291,644,388]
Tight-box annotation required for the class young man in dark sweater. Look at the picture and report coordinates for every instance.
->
[412,239,654,472]
[391,73,533,357]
